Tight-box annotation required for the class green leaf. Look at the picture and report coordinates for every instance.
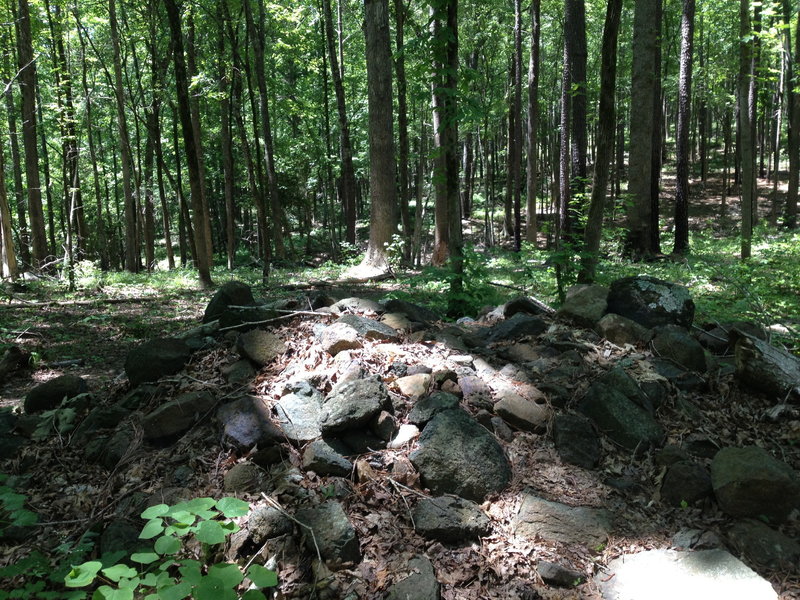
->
[155,581,192,600]
[180,498,217,514]
[93,585,133,600]
[207,564,243,588]
[215,498,249,518]
[154,535,181,556]
[102,564,138,582]
[177,560,202,585]
[193,576,237,600]
[131,552,160,565]
[246,564,278,588]
[140,519,165,540]
[168,511,194,526]
[194,520,226,545]
[65,561,103,587]
[141,505,170,520]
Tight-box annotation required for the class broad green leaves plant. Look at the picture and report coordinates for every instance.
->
[65,497,277,600]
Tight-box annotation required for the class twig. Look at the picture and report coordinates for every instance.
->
[218,310,335,332]
[386,478,417,529]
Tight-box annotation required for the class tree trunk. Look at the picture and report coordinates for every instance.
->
[512,0,523,251]
[566,0,587,238]
[626,0,659,258]
[526,0,541,244]
[164,0,213,287]
[219,4,236,270]
[393,0,412,250]
[15,0,48,268]
[322,0,357,245]
[673,0,695,255]
[360,0,397,272]
[579,0,622,283]
[0,142,18,279]
[786,1,799,228]
[739,0,756,259]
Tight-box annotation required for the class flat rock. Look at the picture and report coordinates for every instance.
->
[557,284,609,327]
[383,299,439,324]
[203,281,255,323]
[320,375,390,433]
[318,322,363,356]
[553,414,601,469]
[494,391,550,433]
[387,555,440,600]
[537,560,584,587]
[410,408,511,501]
[457,375,493,410]
[331,297,383,315]
[24,375,89,413]
[412,495,491,544]
[484,313,547,345]
[295,501,361,564]
[710,445,800,524]
[514,492,611,548]
[395,373,432,400]
[142,391,216,440]
[606,276,695,329]
[337,314,400,342]
[236,329,286,366]
[596,549,778,600]
[125,338,191,386]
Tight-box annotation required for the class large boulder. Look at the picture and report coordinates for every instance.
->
[24,375,89,413]
[727,519,800,572]
[606,276,695,329]
[125,338,191,386]
[142,391,216,440]
[710,446,800,524]
[651,325,707,373]
[595,313,651,346]
[557,284,609,327]
[409,408,511,501]
[734,333,800,398]
[203,281,255,323]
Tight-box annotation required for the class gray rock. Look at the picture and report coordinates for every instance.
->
[372,410,397,441]
[318,322,364,356]
[557,284,609,327]
[484,313,547,345]
[734,333,800,398]
[457,375,493,410]
[502,296,552,318]
[578,379,664,452]
[217,396,281,448]
[247,505,293,544]
[320,375,391,433]
[596,313,651,346]
[727,519,800,572]
[652,325,707,372]
[596,549,778,600]
[387,555,440,600]
[100,426,134,470]
[236,329,287,366]
[71,405,130,446]
[332,297,383,315]
[295,501,361,564]
[221,359,256,385]
[671,528,723,551]
[274,386,324,444]
[494,392,550,433]
[606,276,695,329]
[710,446,800,524]
[407,392,460,426]
[125,338,191,386]
[383,299,439,324]
[409,408,511,501]
[537,560,584,587]
[395,373,432,400]
[302,439,353,477]
[142,391,216,440]
[648,358,707,392]
[553,414,601,469]
[203,281,255,323]
[380,312,415,332]
[223,462,270,494]
[24,375,89,413]
[661,461,713,506]
[656,445,691,466]
[412,495,491,544]
[514,492,611,548]
[337,314,400,342]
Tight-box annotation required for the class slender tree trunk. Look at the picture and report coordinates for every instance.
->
[512,0,523,251]
[322,0,357,244]
[526,0,541,244]
[673,0,695,255]
[558,40,571,242]
[393,0,412,250]
[579,0,622,283]
[164,0,213,287]
[649,0,663,255]
[219,4,236,270]
[785,1,799,228]
[361,0,397,272]
[15,0,48,268]
[566,0,587,238]
[0,142,17,279]
[739,0,755,259]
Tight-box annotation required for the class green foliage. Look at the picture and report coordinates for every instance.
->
[64,497,274,600]
[0,474,38,535]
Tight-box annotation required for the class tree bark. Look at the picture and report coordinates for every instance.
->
[512,0,523,251]
[739,0,755,259]
[360,0,397,272]
[393,0,412,250]
[164,0,213,287]
[15,0,48,268]
[673,0,695,255]
[526,0,540,244]
[579,0,622,283]
[786,1,799,228]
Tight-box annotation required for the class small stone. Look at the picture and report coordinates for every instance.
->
[537,560,584,587]
[388,424,419,449]
[412,495,491,544]
[553,414,601,469]
[660,461,713,506]
[395,373,432,400]
[302,439,353,477]
[386,555,440,600]
[295,501,361,564]
[236,329,286,366]
[223,463,270,494]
